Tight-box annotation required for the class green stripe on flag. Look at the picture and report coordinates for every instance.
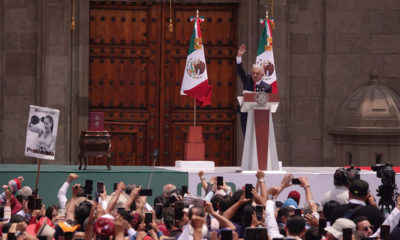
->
[257,23,268,56]
[187,30,196,55]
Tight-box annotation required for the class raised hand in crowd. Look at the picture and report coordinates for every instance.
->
[198,170,208,192]
[252,188,265,206]
[67,173,79,183]
[125,185,141,211]
[251,212,266,228]
[304,212,319,227]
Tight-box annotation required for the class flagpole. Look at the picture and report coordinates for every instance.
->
[194,98,196,126]
[34,158,41,195]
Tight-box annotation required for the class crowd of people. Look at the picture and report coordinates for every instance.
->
[0,168,399,240]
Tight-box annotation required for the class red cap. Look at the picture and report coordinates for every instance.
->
[287,191,301,205]
[94,217,115,236]
[14,178,21,190]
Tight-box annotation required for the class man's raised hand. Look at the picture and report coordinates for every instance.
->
[237,44,246,57]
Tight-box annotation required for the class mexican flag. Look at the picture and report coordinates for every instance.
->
[180,15,212,106]
[256,18,278,93]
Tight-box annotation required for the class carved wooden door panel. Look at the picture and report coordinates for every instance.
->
[89,2,161,166]
[89,2,238,166]
[160,4,238,166]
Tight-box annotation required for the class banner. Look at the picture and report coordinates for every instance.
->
[25,105,60,160]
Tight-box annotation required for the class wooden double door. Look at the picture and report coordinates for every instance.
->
[89,1,238,166]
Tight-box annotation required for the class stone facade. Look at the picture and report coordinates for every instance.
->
[1,0,399,166]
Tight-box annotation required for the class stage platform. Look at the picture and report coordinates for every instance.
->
[161,166,398,207]
[0,164,397,208]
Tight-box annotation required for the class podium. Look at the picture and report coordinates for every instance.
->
[239,92,280,171]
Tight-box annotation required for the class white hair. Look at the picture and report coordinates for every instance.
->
[252,64,264,73]
[16,186,32,197]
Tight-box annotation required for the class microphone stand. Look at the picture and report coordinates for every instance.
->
[147,149,159,189]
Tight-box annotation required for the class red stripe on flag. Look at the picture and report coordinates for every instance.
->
[183,80,212,106]
[271,81,278,93]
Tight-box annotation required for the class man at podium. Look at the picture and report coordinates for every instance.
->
[236,44,272,134]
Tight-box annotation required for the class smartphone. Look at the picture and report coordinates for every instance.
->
[28,195,36,210]
[255,205,263,221]
[117,207,132,222]
[221,230,233,240]
[217,176,224,187]
[294,209,302,216]
[174,201,184,220]
[85,179,93,195]
[318,217,327,236]
[16,195,24,204]
[245,184,253,199]
[181,186,188,195]
[139,189,153,196]
[380,225,390,239]
[35,198,42,210]
[58,209,65,217]
[291,178,301,185]
[155,203,163,220]
[342,228,352,240]
[97,182,104,193]
[113,183,118,191]
[0,206,4,220]
[244,227,268,240]
[145,212,152,230]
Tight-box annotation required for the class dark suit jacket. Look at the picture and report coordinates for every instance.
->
[329,202,384,232]
[236,62,272,135]
[236,62,272,93]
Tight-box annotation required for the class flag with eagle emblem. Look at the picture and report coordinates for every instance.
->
[256,17,278,93]
[180,14,212,106]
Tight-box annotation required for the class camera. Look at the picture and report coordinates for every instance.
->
[169,189,182,204]
[371,162,398,212]
[371,163,396,185]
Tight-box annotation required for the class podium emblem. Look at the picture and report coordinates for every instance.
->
[255,92,269,105]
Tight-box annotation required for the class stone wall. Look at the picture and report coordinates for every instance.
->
[1,0,38,164]
[323,0,400,166]
[1,0,399,167]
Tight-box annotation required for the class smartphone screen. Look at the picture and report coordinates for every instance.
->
[255,205,263,221]
[221,230,232,240]
[174,201,184,220]
[294,209,302,216]
[58,209,65,217]
[380,225,390,239]
[245,184,253,199]
[342,228,352,240]
[35,198,42,210]
[181,186,188,195]
[319,218,327,236]
[139,189,153,196]
[155,203,163,219]
[291,178,301,185]
[28,195,36,210]
[217,176,224,187]
[97,182,104,193]
[113,183,118,191]
[85,179,93,195]
[0,206,4,220]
